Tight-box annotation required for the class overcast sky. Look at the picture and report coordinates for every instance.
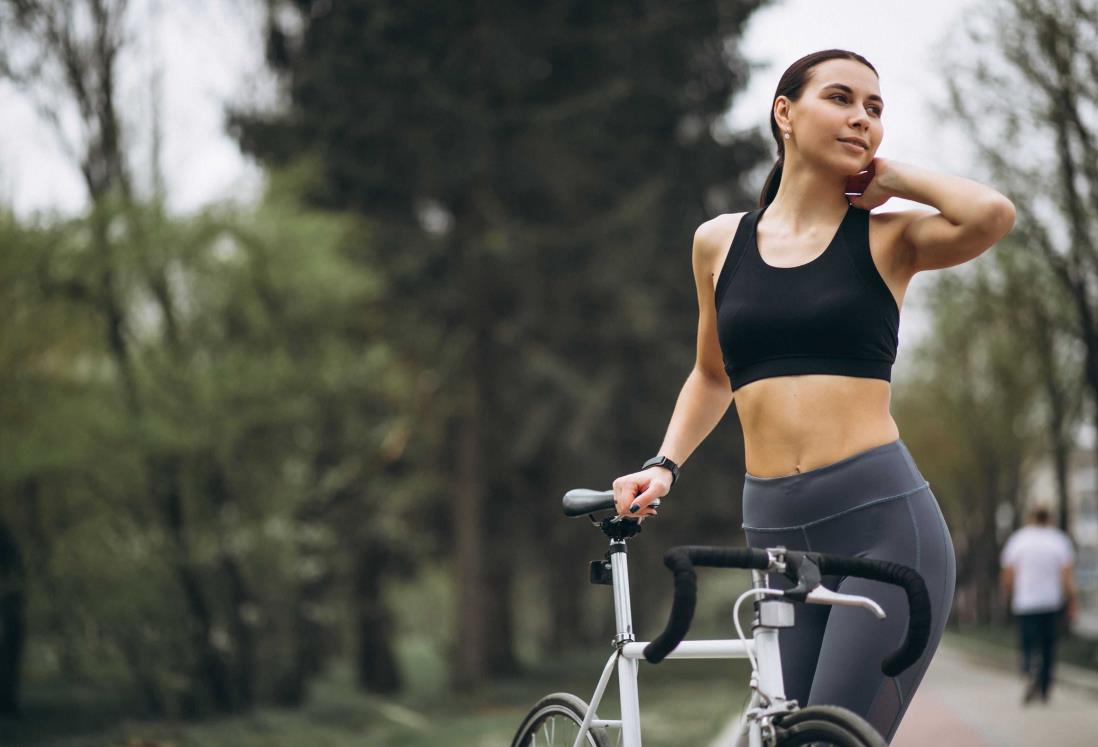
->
[0,0,271,219]
[1,0,991,360]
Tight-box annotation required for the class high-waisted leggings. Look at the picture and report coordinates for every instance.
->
[741,437,956,744]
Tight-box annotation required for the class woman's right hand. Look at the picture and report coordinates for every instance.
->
[612,468,672,521]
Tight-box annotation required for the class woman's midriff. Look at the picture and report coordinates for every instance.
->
[734,374,900,478]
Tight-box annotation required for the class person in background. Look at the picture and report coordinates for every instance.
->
[999,504,1078,704]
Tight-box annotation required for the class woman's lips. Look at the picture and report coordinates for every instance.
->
[839,139,868,152]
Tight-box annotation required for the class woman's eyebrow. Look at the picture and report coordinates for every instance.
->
[822,83,884,106]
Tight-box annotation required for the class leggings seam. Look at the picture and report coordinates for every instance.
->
[865,676,887,731]
[892,678,904,723]
[936,494,954,658]
[882,495,923,739]
[741,481,930,533]
[905,494,922,579]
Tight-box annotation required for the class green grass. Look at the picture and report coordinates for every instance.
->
[946,623,1098,672]
[5,562,763,746]
[4,642,751,747]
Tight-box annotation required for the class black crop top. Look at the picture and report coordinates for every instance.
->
[714,203,899,391]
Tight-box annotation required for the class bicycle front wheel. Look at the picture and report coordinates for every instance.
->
[511,692,611,747]
[774,704,887,746]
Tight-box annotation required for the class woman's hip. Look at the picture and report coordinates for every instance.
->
[741,438,953,565]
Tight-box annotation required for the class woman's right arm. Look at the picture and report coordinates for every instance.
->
[612,215,742,518]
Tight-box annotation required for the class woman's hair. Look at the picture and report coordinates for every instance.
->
[758,49,879,208]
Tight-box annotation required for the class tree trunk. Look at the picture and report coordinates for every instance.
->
[483,489,520,676]
[1032,301,1074,532]
[116,633,165,716]
[0,517,26,716]
[354,544,401,693]
[974,463,1001,624]
[275,511,333,705]
[276,569,330,706]
[548,553,585,651]
[156,456,235,713]
[452,370,487,688]
[205,464,257,710]
[1050,420,1071,533]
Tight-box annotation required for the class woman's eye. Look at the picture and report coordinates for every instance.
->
[831,94,881,116]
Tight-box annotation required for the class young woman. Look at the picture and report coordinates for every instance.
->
[611,49,1015,742]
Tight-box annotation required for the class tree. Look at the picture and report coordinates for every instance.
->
[231,0,771,689]
[1,0,433,714]
[933,0,1098,536]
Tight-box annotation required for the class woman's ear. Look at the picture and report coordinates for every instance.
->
[773,96,793,131]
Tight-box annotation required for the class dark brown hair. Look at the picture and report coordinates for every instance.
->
[759,49,879,208]
[1031,505,1051,525]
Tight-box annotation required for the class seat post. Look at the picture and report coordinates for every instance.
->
[609,539,634,644]
[609,537,643,746]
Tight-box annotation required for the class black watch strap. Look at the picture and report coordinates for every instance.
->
[642,455,680,486]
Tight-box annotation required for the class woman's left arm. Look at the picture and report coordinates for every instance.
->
[871,158,1016,274]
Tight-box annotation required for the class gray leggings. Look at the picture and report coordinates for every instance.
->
[741,437,956,744]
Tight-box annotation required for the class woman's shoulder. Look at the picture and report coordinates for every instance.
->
[695,210,751,254]
[694,211,752,291]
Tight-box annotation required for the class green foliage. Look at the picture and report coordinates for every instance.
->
[230,0,773,690]
[7,0,779,732]
[893,224,1084,623]
[0,163,441,717]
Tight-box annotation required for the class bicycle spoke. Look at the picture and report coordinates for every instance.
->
[514,697,604,747]
[535,715,584,747]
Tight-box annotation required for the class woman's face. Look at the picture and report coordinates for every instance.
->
[777,58,884,174]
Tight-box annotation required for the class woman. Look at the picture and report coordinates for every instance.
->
[611,49,1015,742]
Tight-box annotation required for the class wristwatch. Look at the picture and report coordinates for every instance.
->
[642,455,680,486]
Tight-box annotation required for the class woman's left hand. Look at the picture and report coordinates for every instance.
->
[845,157,893,210]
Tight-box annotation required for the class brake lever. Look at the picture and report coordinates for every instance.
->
[805,586,886,618]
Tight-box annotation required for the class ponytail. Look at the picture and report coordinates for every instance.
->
[758,158,783,208]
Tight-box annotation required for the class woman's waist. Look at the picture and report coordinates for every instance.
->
[741,414,900,478]
[734,375,892,444]
[741,436,930,530]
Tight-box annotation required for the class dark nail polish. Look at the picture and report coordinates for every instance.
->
[629,504,639,513]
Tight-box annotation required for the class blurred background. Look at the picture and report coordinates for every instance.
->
[2,1,1098,745]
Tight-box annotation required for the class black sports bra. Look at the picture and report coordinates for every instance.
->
[714,203,900,391]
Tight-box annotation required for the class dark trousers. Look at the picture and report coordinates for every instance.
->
[1016,608,1061,697]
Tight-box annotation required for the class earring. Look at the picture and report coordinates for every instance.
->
[784,130,790,140]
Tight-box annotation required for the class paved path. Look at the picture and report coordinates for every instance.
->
[892,637,1098,746]
[711,634,1098,746]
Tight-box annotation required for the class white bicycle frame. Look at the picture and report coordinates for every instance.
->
[570,537,884,747]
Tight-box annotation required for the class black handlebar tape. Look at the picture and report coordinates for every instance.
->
[642,546,771,664]
[810,552,932,677]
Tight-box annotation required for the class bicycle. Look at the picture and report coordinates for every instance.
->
[511,488,932,747]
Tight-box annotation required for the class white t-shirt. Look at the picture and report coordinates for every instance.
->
[1000,525,1075,614]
